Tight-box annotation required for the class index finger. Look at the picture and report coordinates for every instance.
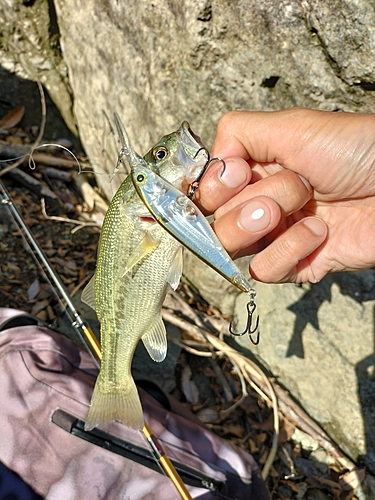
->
[211,109,308,163]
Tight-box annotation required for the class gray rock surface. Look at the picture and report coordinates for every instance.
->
[2,0,375,472]
[233,272,375,470]
[5,0,372,197]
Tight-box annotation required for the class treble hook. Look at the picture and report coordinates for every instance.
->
[229,296,260,345]
[187,151,227,199]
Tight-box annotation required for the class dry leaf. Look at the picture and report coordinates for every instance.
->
[6,262,21,278]
[181,365,200,403]
[27,278,40,300]
[196,407,219,423]
[36,309,47,321]
[282,418,296,441]
[251,413,274,431]
[254,432,268,447]
[339,468,365,492]
[307,474,342,491]
[31,299,50,316]
[240,395,259,413]
[0,106,25,130]
[248,438,259,454]
[223,424,245,438]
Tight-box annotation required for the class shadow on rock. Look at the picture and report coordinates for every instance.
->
[356,304,375,474]
[286,271,375,358]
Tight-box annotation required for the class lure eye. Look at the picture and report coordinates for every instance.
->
[152,146,168,161]
[136,173,146,183]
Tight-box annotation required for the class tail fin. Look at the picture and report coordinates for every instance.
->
[84,375,144,431]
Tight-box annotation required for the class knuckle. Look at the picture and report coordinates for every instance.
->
[217,111,242,134]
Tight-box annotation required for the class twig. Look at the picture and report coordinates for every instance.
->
[168,337,213,357]
[170,290,208,330]
[6,167,61,208]
[220,356,248,417]
[210,356,234,402]
[40,167,73,182]
[72,171,109,213]
[41,198,100,233]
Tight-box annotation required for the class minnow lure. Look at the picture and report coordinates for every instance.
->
[131,165,260,344]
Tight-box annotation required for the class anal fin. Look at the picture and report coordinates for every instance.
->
[142,315,167,363]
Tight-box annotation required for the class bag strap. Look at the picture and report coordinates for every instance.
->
[0,312,43,332]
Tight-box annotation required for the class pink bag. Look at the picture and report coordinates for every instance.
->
[0,308,269,499]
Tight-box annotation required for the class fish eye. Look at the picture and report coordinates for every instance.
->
[152,146,168,161]
[136,173,146,183]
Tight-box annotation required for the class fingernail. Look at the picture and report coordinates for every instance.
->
[302,217,326,236]
[219,159,247,188]
[239,201,270,233]
[298,174,311,192]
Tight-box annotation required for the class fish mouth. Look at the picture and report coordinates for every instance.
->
[177,121,209,182]
[179,121,203,147]
[177,121,205,157]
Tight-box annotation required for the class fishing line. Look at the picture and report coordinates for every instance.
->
[0,142,122,179]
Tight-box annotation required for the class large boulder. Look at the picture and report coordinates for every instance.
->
[56,0,375,193]
[2,0,375,471]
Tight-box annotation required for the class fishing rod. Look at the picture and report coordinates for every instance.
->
[0,177,193,500]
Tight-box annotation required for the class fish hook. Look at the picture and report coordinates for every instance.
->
[187,151,227,199]
[229,293,260,345]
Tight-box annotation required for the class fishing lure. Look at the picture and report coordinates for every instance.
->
[131,165,260,344]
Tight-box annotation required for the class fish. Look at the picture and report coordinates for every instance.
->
[82,119,208,431]
[131,165,260,342]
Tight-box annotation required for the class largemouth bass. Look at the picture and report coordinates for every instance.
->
[82,120,207,431]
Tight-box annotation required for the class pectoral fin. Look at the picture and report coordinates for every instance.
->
[81,274,96,310]
[122,232,161,277]
[167,246,183,291]
[142,315,167,362]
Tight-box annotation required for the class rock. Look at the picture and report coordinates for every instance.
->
[0,0,77,134]
[2,0,373,198]
[233,271,375,471]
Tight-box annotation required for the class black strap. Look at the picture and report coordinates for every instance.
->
[0,314,41,332]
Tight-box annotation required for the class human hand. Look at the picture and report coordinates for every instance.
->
[196,108,375,283]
